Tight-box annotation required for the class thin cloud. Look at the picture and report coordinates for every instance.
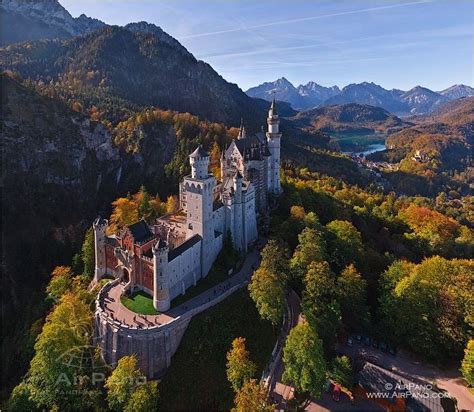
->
[196,24,472,60]
[178,0,434,40]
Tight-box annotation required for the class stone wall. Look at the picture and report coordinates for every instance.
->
[95,278,245,378]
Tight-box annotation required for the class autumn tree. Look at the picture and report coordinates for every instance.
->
[105,355,147,411]
[461,339,474,387]
[226,337,257,392]
[249,267,285,325]
[336,265,369,332]
[124,380,159,412]
[232,379,274,412]
[46,266,74,301]
[209,141,221,179]
[109,197,139,233]
[282,323,327,398]
[329,356,354,390]
[165,195,179,214]
[22,293,97,410]
[301,261,341,354]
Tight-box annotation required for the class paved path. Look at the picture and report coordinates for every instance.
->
[337,344,474,411]
[100,249,261,328]
[267,290,302,410]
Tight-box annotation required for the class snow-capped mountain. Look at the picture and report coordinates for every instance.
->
[246,78,473,115]
[439,84,474,100]
[246,77,339,109]
[296,81,340,107]
[400,86,449,115]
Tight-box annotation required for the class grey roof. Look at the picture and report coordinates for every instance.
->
[189,145,209,158]
[128,220,154,243]
[169,234,202,261]
[234,134,270,160]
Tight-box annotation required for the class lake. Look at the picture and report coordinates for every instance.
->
[331,132,387,156]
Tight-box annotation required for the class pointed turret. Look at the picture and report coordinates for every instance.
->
[269,95,277,116]
[237,118,247,140]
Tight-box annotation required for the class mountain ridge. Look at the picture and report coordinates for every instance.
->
[246,77,474,115]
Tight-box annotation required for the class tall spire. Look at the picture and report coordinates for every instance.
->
[238,118,246,140]
[270,94,277,116]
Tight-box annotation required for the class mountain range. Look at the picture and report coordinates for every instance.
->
[246,78,474,116]
[0,0,265,126]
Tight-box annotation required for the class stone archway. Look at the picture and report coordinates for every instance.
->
[122,268,130,283]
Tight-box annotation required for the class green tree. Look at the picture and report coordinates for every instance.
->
[460,339,474,387]
[138,185,154,221]
[260,239,290,283]
[124,380,159,412]
[325,220,363,272]
[329,356,354,390]
[336,265,369,332]
[46,266,74,301]
[248,267,285,325]
[282,323,327,398]
[232,379,274,412]
[290,227,327,284]
[301,261,341,354]
[81,227,95,278]
[105,355,146,411]
[226,337,257,392]
[378,257,473,360]
[9,382,37,412]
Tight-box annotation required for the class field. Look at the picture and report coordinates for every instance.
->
[158,288,278,410]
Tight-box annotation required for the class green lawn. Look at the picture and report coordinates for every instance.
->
[158,288,278,411]
[120,291,159,315]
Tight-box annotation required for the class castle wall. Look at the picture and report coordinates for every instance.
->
[168,239,202,300]
[96,278,246,378]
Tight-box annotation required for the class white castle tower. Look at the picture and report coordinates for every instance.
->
[184,145,216,275]
[266,97,282,194]
[93,217,108,284]
[232,171,244,250]
[153,239,170,311]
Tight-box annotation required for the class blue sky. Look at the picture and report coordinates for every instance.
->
[61,0,474,91]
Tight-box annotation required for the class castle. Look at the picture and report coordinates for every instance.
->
[93,100,281,312]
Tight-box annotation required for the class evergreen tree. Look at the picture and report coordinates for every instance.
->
[329,356,354,390]
[81,228,95,278]
[138,185,154,221]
